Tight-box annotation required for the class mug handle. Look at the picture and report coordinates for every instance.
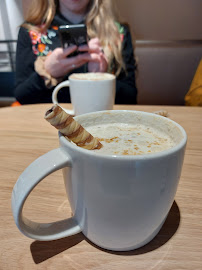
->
[11,148,81,241]
[52,81,74,115]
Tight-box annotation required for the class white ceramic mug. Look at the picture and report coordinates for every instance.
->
[11,110,187,251]
[52,72,116,115]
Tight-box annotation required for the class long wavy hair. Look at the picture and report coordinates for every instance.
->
[22,0,126,75]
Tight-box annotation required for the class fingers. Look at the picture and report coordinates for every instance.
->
[59,47,91,72]
[62,45,78,57]
[87,52,108,73]
[45,48,90,77]
[88,37,100,46]
[88,53,102,62]
[78,38,103,54]
[62,52,91,65]
[99,53,108,72]
[77,44,89,52]
[89,43,103,54]
[62,43,101,57]
[60,52,91,73]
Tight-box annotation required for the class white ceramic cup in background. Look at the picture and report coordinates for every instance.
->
[11,110,187,251]
[52,72,116,115]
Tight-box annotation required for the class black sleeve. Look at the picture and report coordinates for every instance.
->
[115,24,137,104]
[14,27,52,104]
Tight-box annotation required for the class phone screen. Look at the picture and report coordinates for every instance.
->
[58,24,88,56]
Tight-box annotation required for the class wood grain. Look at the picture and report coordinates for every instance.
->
[0,104,202,270]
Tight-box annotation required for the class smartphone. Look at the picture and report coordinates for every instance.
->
[58,24,88,57]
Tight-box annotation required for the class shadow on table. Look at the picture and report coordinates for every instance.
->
[30,200,180,264]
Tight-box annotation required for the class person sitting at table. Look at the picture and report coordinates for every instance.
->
[14,0,137,105]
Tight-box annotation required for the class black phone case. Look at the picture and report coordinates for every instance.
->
[58,24,88,57]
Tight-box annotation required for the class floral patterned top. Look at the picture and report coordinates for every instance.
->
[29,25,59,56]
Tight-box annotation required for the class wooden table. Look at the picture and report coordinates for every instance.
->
[0,104,202,270]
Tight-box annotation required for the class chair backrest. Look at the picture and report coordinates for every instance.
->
[135,40,202,105]
[0,72,15,96]
[0,72,16,106]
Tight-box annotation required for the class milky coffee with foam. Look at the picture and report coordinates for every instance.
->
[70,72,114,81]
[78,111,181,156]
[87,123,175,155]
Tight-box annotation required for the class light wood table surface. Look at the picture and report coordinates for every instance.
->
[0,104,202,270]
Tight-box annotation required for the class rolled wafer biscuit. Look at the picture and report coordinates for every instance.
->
[44,104,102,150]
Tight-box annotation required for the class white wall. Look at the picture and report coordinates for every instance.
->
[0,0,23,40]
[116,0,202,40]
[0,0,23,71]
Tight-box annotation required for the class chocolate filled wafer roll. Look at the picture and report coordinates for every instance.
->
[45,105,102,150]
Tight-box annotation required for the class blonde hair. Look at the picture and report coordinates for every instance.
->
[22,0,125,75]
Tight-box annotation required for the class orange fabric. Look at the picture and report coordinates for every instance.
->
[185,59,202,106]
[11,101,21,107]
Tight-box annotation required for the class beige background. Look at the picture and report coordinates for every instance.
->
[116,0,202,40]
[22,0,202,40]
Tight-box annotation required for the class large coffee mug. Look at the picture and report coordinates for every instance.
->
[11,110,187,251]
[52,72,115,115]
